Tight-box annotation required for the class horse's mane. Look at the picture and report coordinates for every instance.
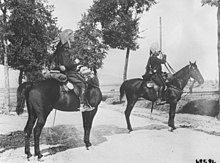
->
[173,64,189,79]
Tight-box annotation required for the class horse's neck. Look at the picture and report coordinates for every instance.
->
[172,65,190,90]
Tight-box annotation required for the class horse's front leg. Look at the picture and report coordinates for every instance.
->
[168,102,177,131]
[82,108,98,149]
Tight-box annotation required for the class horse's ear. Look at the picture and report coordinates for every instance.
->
[189,61,192,65]
[194,61,196,64]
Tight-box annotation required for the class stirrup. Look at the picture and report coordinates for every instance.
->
[156,99,166,105]
[66,82,74,90]
[62,85,69,92]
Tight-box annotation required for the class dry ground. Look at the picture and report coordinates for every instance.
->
[0,101,220,163]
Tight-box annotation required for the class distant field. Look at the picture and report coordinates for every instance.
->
[0,84,122,111]
[0,80,218,111]
[0,88,17,110]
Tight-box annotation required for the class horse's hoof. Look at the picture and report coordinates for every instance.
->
[168,126,176,132]
[85,141,92,150]
[86,144,92,150]
[26,153,32,161]
[35,153,43,161]
[128,128,133,133]
[38,157,44,162]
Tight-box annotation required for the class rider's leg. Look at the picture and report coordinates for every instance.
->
[78,82,90,111]
[66,72,90,110]
[156,86,164,104]
[156,74,166,105]
[66,71,92,111]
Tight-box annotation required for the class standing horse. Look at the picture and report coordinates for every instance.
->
[120,61,204,132]
[16,75,102,160]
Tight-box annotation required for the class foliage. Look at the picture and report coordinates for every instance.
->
[3,0,59,72]
[88,0,156,50]
[71,13,108,70]
[201,0,219,6]
[0,0,9,64]
[25,70,44,82]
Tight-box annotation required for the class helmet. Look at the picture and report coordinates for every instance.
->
[150,42,160,53]
[59,29,75,45]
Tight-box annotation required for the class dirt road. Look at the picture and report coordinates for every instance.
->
[0,102,220,163]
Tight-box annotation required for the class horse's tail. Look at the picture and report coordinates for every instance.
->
[16,82,33,115]
[119,82,126,102]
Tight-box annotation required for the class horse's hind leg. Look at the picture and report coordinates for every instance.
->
[33,108,52,159]
[82,107,98,149]
[24,103,37,160]
[125,99,137,132]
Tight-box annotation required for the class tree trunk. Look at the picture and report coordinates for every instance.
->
[3,40,10,114]
[123,47,130,81]
[18,70,23,85]
[217,5,220,118]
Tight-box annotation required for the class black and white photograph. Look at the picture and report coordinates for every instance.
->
[0,0,219,162]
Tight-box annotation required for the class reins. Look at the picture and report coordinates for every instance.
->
[164,64,200,98]
[165,61,175,74]
[160,51,175,74]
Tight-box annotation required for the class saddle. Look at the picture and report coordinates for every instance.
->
[63,76,99,96]
[43,69,99,96]
[144,72,173,88]
[63,81,80,96]
[43,70,78,94]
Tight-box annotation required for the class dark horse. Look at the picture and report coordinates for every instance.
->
[16,74,102,160]
[120,61,204,132]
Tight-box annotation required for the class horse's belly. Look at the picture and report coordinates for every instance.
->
[54,92,80,112]
[54,104,79,112]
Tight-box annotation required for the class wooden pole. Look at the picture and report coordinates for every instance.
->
[3,39,10,114]
[159,17,162,51]
[217,5,220,119]
[123,47,130,81]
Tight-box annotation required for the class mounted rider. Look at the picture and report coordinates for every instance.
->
[46,29,93,111]
[143,42,167,105]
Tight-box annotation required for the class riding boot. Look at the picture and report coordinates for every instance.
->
[79,88,90,112]
[156,87,166,105]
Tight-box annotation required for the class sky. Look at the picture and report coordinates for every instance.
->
[0,0,218,87]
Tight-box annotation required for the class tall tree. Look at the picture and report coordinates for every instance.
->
[0,0,59,113]
[201,0,220,118]
[89,0,156,81]
[72,13,108,70]
[6,0,59,84]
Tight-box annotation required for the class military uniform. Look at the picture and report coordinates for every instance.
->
[143,42,167,105]
[52,29,91,111]
[147,52,166,86]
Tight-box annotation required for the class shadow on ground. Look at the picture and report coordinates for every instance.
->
[0,123,165,157]
[178,99,219,117]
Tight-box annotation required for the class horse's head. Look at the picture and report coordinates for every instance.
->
[188,61,204,85]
